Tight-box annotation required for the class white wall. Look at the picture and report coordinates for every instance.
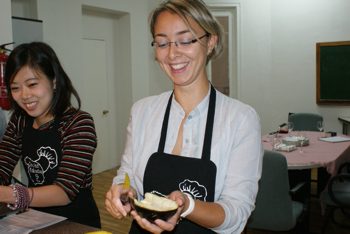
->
[2,0,350,136]
[205,0,350,134]
[239,0,350,134]
[0,0,12,49]
[34,0,151,104]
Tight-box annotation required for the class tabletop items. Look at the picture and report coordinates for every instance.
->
[262,131,350,172]
[0,208,66,233]
[319,136,350,143]
[282,136,309,147]
[273,143,296,152]
[268,133,309,152]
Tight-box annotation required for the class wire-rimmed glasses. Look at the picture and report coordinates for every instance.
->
[151,33,209,49]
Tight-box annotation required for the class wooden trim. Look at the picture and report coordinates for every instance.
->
[316,41,350,105]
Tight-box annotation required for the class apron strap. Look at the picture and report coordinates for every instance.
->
[157,85,216,161]
[157,92,173,153]
[202,85,216,161]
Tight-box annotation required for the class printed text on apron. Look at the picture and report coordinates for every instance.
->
[21,117,101,228]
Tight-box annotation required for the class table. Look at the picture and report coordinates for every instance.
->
[262,131,350,175]
[0,207,101,233]
[31,220,100,233]
[338,116,350,135]
[263,131,350,197]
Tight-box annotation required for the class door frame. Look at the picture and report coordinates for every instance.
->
[209,3,240,99]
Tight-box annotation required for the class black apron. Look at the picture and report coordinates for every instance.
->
[130,86,217,233]
[22,118,101,228]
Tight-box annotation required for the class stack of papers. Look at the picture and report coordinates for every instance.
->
[319,136,350,143]
[0,209,66,234]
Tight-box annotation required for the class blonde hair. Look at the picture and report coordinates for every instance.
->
[149,0,224,62]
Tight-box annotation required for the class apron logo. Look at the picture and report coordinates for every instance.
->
[24,146,58,185]
[179,179,208,201]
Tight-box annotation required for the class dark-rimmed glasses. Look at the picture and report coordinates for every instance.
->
[151,33,210,49]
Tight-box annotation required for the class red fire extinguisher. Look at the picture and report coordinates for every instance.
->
[0,42,14,110]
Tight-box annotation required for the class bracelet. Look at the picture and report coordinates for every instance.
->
[7,184,19,210]
[7,184,30,211]
[180,193,195,218]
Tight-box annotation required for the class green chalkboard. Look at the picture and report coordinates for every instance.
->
[316,41,350,105]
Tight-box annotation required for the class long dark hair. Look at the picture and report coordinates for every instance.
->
[4,42,81,117]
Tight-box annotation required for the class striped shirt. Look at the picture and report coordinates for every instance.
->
[0,108,97,200]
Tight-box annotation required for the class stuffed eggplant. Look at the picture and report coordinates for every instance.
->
[132,193,178,222]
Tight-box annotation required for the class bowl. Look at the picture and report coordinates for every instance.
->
[131,193,178,222]
[282,136,309,147]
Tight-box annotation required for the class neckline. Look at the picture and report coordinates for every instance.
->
[158,85,216,161]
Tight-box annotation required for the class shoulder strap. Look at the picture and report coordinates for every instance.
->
[158,92,173,152]
[202,85,216,161]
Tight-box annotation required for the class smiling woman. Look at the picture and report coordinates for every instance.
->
[105,1,263,234]
[0,42,101,228]
[9,66,55,128]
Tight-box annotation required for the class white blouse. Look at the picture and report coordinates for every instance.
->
[113,88,263,234]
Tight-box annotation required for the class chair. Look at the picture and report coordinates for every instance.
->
[288,112,329,196]
[320,162,350,233]
[246,150,309,233]
[288,112,323,131]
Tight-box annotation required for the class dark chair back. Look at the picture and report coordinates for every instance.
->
[247,150,302,231]
[288,112,323,131]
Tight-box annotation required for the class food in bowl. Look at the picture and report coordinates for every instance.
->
[282,136,309,147]
[132,192,178,222]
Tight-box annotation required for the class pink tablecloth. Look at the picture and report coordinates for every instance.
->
[262,131,350,175]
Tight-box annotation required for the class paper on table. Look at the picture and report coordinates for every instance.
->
[319,136,350,143]
[0,208,66,234]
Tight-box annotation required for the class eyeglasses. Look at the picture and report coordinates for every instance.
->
[151,33,210,49]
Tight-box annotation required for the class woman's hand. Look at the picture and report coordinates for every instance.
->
[105,184,135,219]
[130,190,187,233]
[130,208,181,234]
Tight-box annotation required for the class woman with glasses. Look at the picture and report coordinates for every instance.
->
[105,0,262,233]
